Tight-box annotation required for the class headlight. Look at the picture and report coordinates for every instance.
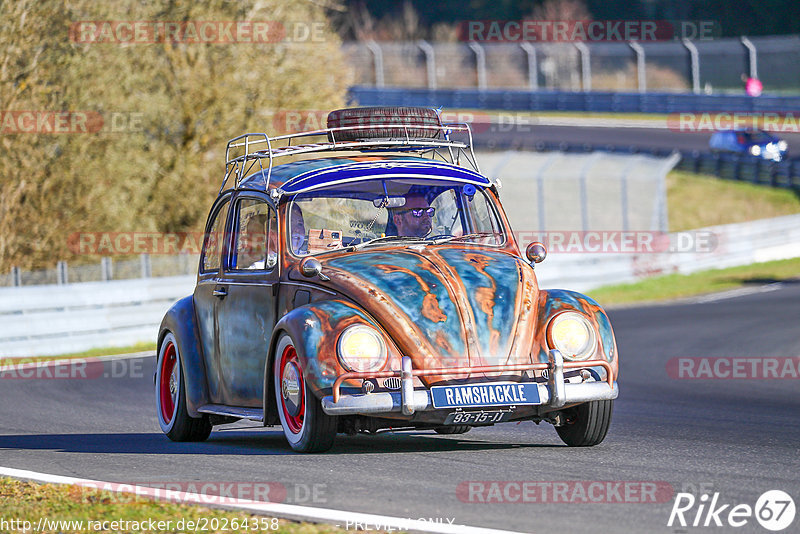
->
[337,325,387,372]
[749,145,761,156]
[547,312,597,361]
[778,140,788,151]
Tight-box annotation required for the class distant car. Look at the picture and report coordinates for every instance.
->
[709,129,787,162]
[155,107,619,453]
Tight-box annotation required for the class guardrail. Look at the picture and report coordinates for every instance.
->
[0,275,195,358]
[349,86,800,114]
[534,213,800,293]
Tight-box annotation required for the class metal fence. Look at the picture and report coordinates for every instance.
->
[343,35,800,94]
[0,253,198,288]
[477,150,678,234]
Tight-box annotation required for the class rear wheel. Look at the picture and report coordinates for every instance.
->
[156,332,211,442]
[273,334,337,453]
[434,425,471,435]
[555,400,613,447]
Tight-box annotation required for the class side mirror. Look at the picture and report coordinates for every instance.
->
[299,257,330,281]
[525,242,547,264]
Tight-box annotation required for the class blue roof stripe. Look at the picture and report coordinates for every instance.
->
[280,160,489,194]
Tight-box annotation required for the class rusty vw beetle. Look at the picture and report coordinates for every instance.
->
[156,107,619,452]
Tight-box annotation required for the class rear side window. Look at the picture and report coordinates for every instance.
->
[232,199,278,271]
[201,199,230,273]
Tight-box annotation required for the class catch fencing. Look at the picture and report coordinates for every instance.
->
[344,35,800,94]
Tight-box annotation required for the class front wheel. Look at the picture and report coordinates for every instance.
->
[555,400,613,447]
[156,332,211,442]
[273,334,337,453]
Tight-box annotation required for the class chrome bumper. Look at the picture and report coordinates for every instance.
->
[321,350,618,416]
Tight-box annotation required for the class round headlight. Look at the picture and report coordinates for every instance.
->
[337,325,387,372]
[547,312,597,361]
[749,145,761,156]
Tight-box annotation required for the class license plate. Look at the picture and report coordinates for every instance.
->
[431,382,540,409]
[444,410,513,425]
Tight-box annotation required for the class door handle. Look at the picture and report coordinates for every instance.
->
[213,286,228,298]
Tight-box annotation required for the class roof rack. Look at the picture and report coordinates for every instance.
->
[219,122,478,194]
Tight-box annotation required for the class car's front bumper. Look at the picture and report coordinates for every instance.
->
[321,349,618,416]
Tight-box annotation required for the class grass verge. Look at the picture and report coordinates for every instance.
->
[667,170,800,231]
[590,256,800,306]
[0,477,349,534]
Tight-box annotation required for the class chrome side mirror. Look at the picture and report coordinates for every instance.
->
[525,242,547,264]
[300,257,330,281]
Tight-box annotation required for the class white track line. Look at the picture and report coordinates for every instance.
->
[0,467,521,534]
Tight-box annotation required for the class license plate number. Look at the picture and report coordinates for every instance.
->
[444,410,512,425]
[431,382,540,409]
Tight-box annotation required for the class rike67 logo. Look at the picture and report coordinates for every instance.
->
[668,490,796,531]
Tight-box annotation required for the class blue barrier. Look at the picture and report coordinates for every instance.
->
[349,87,800,114]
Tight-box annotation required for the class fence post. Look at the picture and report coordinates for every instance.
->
[682,38,701,94]
[140,253,152,278]
[740,36,758,79]
[11,266,21,287]
[535,152,561,232]
[101,256,113,281]
[579,153,602,232]
[468,42,487,90]
[519,42,538,90]
[574,42,591,92]
[365,40,384,87]
[418,40,436,90]
[56,261,68,285]
[629,41,646,93]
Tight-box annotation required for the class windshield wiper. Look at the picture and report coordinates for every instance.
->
[353,235,430,251]
[431,232,502,245]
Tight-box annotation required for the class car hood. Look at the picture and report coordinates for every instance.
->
[317,246,540,384]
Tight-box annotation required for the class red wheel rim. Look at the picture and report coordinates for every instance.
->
[159,341,178,424]
[279,344,305,434]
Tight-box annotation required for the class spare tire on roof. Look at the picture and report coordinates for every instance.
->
[326,107,442,141]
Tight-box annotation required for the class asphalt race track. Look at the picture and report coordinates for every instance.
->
[471,122,800,156]
[1,284,799,533]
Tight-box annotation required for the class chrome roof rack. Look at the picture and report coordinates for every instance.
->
[220,122,478,194]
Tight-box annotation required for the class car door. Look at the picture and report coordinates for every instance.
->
[214,194,280,407]
[194,194,232,405]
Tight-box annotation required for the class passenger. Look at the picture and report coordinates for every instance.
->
[240,213,268,269]
[390,194,434,238]
[290,203,307,255]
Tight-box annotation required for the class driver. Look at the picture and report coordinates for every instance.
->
[391,194,434,237]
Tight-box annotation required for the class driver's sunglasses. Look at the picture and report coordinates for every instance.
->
[399,207,435,218]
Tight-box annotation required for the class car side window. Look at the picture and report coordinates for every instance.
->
[201,199,230,273]
[233,199,278,271]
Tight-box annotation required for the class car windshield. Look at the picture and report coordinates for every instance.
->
[741,131,774,144]
[287,178,505,256]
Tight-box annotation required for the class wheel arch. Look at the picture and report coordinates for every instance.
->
[538,288,619,378]
[263,299,390,424]
[158,295,210,418]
